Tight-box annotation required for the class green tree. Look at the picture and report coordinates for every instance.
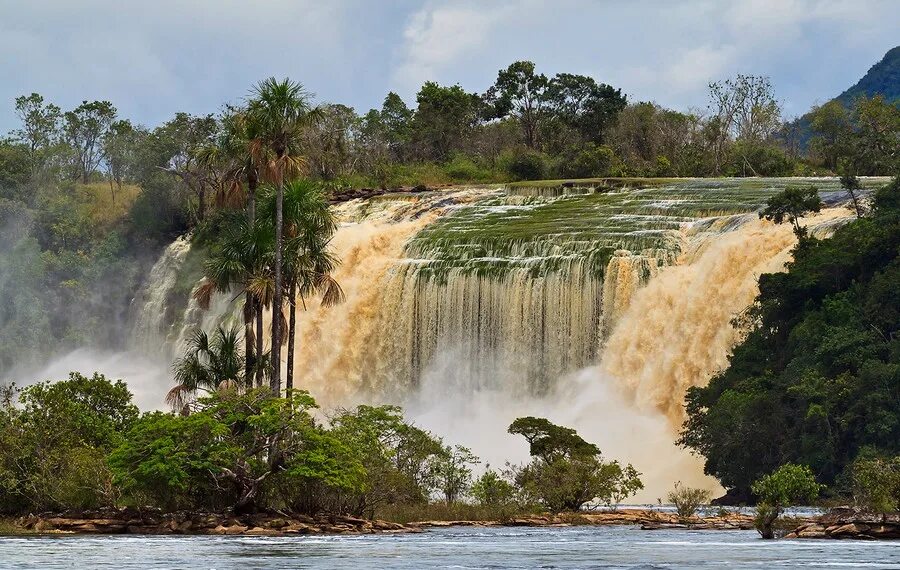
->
[0,373,137,513]
[63,100,117,183]
[809,100,851,170]
[508,417,642,511]
[412,82,481,161]
[246,78,321,394]
[759,185,822,236]
[486,61,549,148]
[546,73,626,144]
[167,325,247,412]
[13,93,61,177]
[850,456,900,516]
[330,405,447,516]
[839,170,864,218]
[470,466,516,507]
[751,464,821,539]
[431,445,478,505]
[101,119,141,202]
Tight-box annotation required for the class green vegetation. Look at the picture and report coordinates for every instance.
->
[849,456,900,516]
[759,185,822,237]
[667,482,712,519]
[751,464,822,539]
[506,417,643,512]
[681,176,900,500]
[0,374,643,519]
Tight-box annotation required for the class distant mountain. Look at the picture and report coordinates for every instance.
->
[833,45,900,105]
[784,45,899,151]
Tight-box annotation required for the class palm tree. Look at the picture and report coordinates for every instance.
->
[166,326,247,412]
[246,78,321,394]
[194,211,275,384]
[259,179,343,391]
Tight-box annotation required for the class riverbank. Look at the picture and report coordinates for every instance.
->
[10,510,413,536]
[786,508,900,540]
[4,508,765,536]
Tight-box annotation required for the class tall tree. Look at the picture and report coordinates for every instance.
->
[546,73,626,144]
[267,179,342,391]
[486,61,548,148]
[707,74,781,175]
[809,100,851,170]
[246,78,320,394]
[63,100,117,183]
[101,119,140,202]
[12,93,61,177]
[411,82,480,161]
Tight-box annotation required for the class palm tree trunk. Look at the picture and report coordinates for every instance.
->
[247,165,258,222]
[244,291,254,387]
[271,179,284,394]
[255,298,264,387]
[286,280,297,395]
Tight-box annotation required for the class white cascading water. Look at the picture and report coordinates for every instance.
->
[129,236,192,351]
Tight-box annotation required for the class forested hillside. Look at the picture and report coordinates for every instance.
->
[681,176,900,497]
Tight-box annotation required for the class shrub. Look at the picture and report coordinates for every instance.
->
[503,148,548,181]
[752,464,822,539]
[555,143,618,178]
[667,482,711,519]
[470,467,516,507]
[850,456,900,515]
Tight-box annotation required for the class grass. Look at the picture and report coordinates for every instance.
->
[75,182,142,228]
[0,518,28,535]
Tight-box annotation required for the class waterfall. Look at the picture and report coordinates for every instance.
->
[600,208,855,426]
[124,178,865,499]
[129,236,192,351]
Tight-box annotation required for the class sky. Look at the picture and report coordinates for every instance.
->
[0,0,898,133]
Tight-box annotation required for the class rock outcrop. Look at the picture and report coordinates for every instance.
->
[17,508,416,536]
[786,508,900,540]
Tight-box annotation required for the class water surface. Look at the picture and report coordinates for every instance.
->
[2,526,898,569]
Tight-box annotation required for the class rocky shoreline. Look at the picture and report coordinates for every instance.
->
[13,507,898,539]
[9,508,761,536]
[14,509,413,536]
[785,508,900,540]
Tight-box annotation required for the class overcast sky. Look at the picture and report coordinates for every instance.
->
[1,0,897,133]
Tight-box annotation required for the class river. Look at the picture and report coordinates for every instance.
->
[1,526,897,569]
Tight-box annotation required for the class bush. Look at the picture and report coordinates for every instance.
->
[555,143,618,178]
[667,482,711,519]
[470,467,516,507]
[442,155,497,183]
[850,456,900,515]
[752,464,821,539]
[503,148,548,181]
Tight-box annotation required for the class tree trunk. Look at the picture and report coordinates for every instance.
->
[286,280,297,395]
[271,179,284,394]
[244,291,254,387]
[255,298,264,387]
[247,165,258,223]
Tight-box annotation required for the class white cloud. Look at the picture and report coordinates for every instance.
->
[391,1,518,92]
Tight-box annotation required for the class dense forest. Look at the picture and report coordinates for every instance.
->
[681,176,900,500]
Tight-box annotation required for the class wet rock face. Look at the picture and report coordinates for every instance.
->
[17,508,418,536]
[785,510,900,540]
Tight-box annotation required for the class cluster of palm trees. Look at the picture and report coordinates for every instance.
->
[166,78,343,410]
